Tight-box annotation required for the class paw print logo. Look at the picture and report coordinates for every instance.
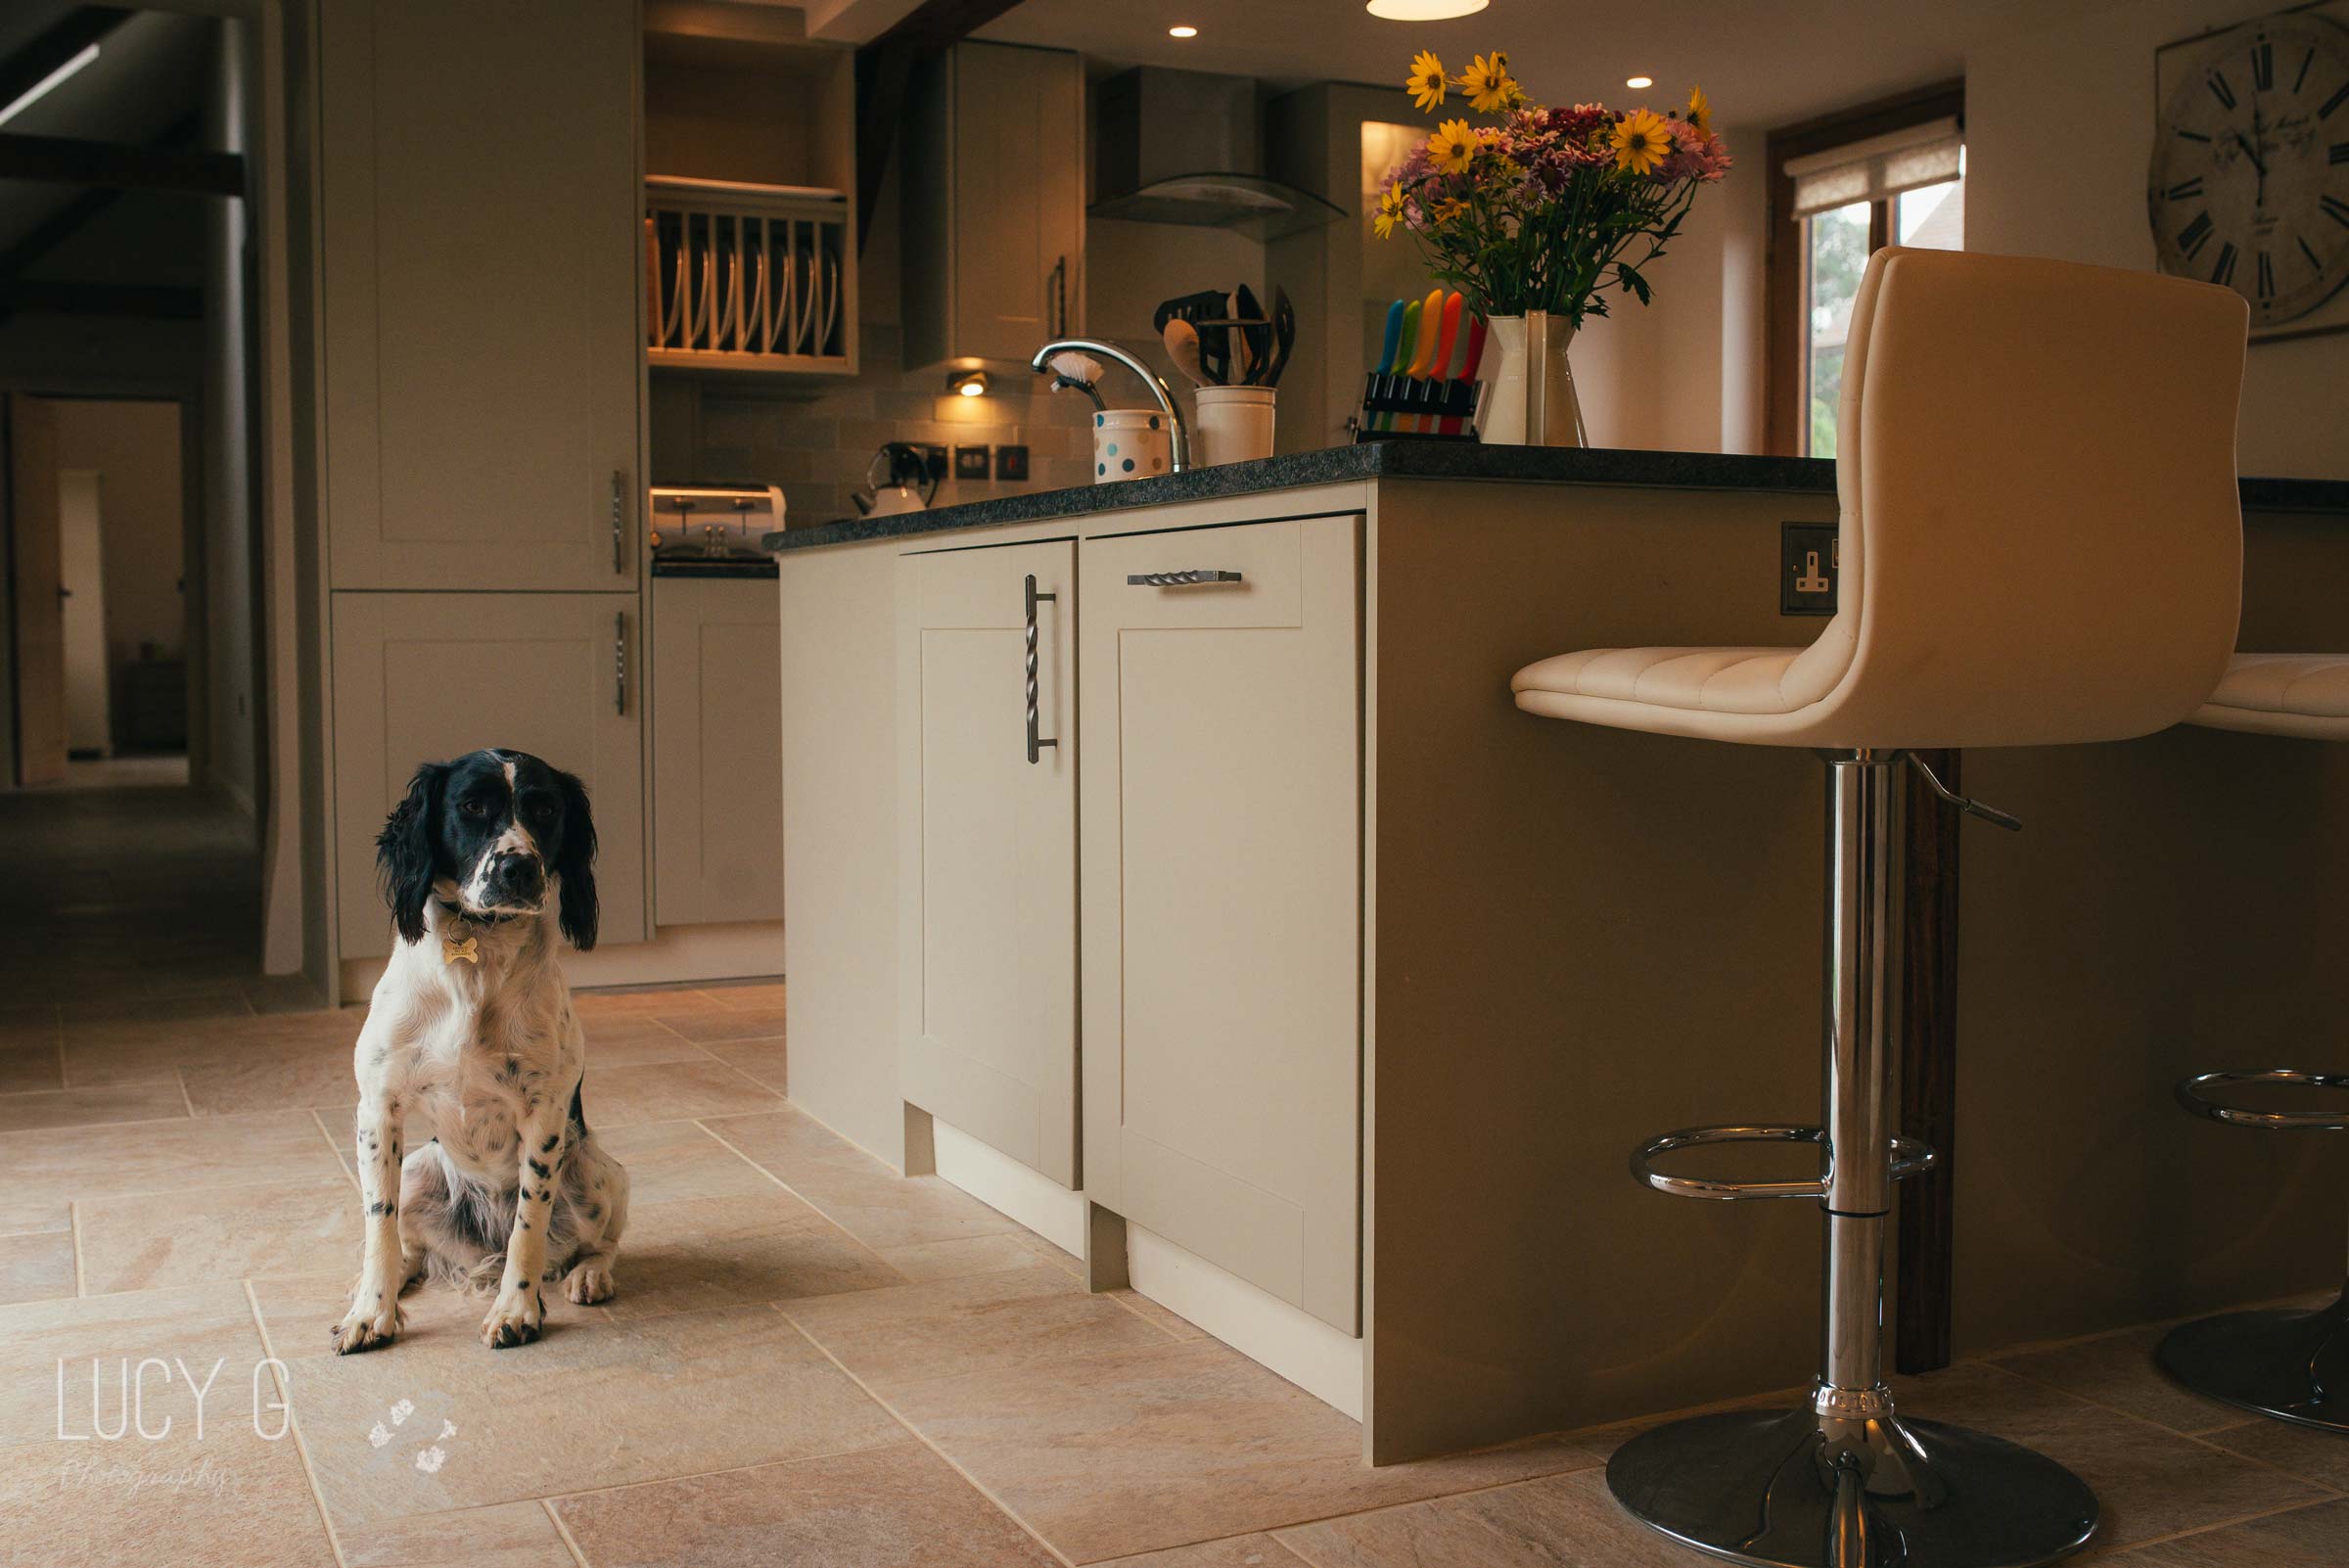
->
[362,1396,457,1476]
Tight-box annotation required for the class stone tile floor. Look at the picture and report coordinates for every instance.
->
[1,783,2343,1565]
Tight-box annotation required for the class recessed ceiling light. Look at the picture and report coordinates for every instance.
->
[1625,75,1654,89]
[1365,1,1491,20]
[1169,24,1199,38]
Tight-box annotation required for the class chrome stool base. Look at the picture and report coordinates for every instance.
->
[2156,1292,2349,1434]
[1607,1401,2098,1568]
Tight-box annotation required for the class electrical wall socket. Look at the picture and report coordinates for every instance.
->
[994,444,1030,481]
[1781,523,1838,616]
[953,445,990,481]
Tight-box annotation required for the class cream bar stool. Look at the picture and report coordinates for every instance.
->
[2159,654,2349,1433]
[1513,247,2247,1568]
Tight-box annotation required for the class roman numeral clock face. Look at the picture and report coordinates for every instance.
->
[2151,16,2349,325]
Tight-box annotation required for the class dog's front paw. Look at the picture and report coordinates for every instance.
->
[330,1296,404,1355]
[480,1284,544,1350]
[564,1261,615,1305]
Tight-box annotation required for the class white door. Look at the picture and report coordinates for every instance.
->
[1081,517,1363,1333]
[896,539,1079,1186]
[652,575,784,927]
[58,472,110,757]
[332,591,645,957]
[320,0,641,590]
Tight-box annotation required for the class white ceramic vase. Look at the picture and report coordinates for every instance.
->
[1480,309,1588,446]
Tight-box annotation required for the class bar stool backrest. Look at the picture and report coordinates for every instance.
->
[1782,247,2247,749]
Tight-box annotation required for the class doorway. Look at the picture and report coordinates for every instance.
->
[0,5,280,1003]
[14,397,196,789]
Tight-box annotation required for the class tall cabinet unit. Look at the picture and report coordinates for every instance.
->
[319,0,646,971]
[1080,519,1364,1334]
[320,0,642,592]
[895,541,1080,1187]
[901,42,1084,371]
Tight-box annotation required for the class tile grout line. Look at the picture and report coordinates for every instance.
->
[687,1117,913,1277]
[243,1276,353,1568]
[540,1496,593,1568]
[2096,1491,2349,1553]
[175,1069,198,1119]
[1987,1356,2347,1491]
[69,1200,85,1297]
[764,1304,1081,1568]
[311,1108,360,1189]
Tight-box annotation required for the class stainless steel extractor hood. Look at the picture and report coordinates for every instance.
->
[1089,67,1342,243]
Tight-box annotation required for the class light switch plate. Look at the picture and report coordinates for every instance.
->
[994,443,1030,482]
[1781,523,1838,616]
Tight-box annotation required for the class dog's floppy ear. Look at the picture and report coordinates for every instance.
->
[377,761,447,945]
[552,767,599,951]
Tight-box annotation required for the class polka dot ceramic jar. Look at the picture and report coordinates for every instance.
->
[1092,409,1172,484]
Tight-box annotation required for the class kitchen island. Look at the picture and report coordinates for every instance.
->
[770,446,2349,1463]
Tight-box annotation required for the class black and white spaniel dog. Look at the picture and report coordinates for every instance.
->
[332,748,629,1354]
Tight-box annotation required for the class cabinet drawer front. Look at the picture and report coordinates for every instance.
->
[1089,517,1307,630]
[1082,515,1363,1334]
[897,539,1080,1187]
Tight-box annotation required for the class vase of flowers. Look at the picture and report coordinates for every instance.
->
[1377,50,1731,445]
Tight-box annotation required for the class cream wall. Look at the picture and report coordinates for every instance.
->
[1965,0,2348,480]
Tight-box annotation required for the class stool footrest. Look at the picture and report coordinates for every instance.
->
[1631,1123,1938,1201]
[2177,1069,2349,1131]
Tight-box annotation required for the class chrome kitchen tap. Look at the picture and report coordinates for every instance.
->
[1030,339,1190,474]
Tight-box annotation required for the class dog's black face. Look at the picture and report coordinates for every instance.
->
[377,749,599,950]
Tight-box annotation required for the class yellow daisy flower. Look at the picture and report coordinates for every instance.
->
[1686,84,1712,134]
[1611,109,1674,175]
[1405,50,1446,112]
[1427,118,1477,175]
[1373,186,1403,239]
[1433,197,1470,223]
[1454,51,1521,115]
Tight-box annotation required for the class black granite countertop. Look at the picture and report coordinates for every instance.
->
[763,441,2349,554]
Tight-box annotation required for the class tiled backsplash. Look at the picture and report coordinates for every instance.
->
[656,322,1102,527]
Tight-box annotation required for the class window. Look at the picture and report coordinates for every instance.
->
[1766,84,1964,456]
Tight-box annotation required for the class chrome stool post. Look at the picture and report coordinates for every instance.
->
[1605,754,2098,1568]
[2156,1069,2349,1433]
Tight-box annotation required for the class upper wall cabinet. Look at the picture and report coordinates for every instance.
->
[902,42,1083,373]
[321,0,641,591]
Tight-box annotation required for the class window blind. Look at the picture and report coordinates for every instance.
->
[1785,117,1961,217]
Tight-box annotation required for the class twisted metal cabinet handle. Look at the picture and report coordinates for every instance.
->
[1025,574,1058,764]
[1125,569,1243,587]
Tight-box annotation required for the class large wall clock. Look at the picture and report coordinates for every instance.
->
[2149,10,2349,328]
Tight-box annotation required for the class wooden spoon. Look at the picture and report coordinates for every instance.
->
[1163,319,1208,388]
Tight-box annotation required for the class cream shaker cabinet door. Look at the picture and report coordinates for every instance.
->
[902,42,1082,369]
[651,576,784,927]
[321,0,640,590]
[896,540,1078,1187]
[1082,518,1363,1334]
[332,592,646,959]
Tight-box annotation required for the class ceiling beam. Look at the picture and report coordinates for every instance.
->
[0,113,204,288]
[1,279,202,320]
[0,131,243,195]
[852,0,1025,253]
